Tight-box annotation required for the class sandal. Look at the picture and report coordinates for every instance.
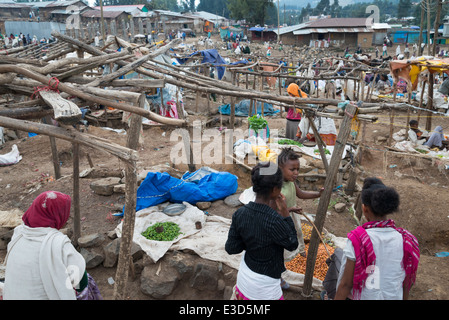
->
[281,279,290,290]
[320,290,331,300]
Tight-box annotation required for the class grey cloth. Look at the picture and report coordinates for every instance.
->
[286,119,300,140]
[438,78,449,95]
[323,247,344,300]
[425,126,444,148]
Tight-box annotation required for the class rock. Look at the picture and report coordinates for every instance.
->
[80,248,104,269]
[334,203,346,213]
[78,233,105,248]
[224,194,242,208]
[140,265,179,298]
[189,261,218,291]
[90,177,122,196]
[107,230,117,240]
[103,237,144,268]
[223,285,234,300]
[196,202,211,210]
[113,184,126,193]
[168,251,195,277]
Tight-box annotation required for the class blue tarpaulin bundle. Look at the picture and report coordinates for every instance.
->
[116,168,238,216]
[176,49,248,80]
[218,99,280,117]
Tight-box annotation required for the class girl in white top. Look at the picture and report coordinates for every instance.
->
[335,178,420,300]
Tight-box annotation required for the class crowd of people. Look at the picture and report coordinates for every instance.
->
[1,32,55,49]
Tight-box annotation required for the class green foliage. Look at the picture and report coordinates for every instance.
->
[141,222,182,241]
[277,139,304,147]
[227,0,275,25]
[197,0,230,18]
[248,115,268,132]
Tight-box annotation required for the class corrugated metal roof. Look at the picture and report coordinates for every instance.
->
[293,27,372,35]
[0,2,30,8]
[308,17,368,28]
[81,9,125,18]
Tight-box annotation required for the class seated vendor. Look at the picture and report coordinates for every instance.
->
[408,120,428,146]
[424,126,447,150]
[375,74,390,92]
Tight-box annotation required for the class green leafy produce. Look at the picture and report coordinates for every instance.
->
[141,222,182,241]
[277,139,304,147]
[248,115,268,132]
[314,148,331,155]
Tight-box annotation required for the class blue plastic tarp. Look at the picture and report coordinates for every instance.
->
[176,49,248,80]
[117,169,238,216]
[218,99,280,117]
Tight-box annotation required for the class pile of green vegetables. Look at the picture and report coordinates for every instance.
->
[314,148,331,155]
[248,115,268,132]
[277,139,304,147]
[141,222,182,241]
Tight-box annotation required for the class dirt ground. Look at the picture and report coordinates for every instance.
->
[0,37,448,301]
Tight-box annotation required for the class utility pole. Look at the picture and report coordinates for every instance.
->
[277,0,280,42]
[418,0,424,56]
[100,0,105,44]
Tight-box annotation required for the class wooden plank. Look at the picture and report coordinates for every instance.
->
[39,90,82,125]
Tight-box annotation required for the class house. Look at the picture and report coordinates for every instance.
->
[93,4,149,17]
[0,2,32,20]
[273,23,309,45]
[81,8,129,34]
[38,0,89,21]
[292,18,374,48]
[371,22,391,45]
[185,11,229,33]
[152,10,196,33]
[249,26,277,42]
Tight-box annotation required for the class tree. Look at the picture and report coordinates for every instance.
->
[397,0,412,19]
[148,0,180,11]
[228,0,275,25]
[313,0,330,16]
[181,0,196,12]
[197,0,230,18]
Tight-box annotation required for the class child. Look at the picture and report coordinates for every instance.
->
[225,162,299,300]
[334,177,420,300]
[278,147,324,259]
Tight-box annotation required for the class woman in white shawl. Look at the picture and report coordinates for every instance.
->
[424,126,446,150]
[3,191,101,300]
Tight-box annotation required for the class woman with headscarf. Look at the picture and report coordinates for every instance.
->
[3,191,101,300]
[424,126,446,150]
[285,82,307,140]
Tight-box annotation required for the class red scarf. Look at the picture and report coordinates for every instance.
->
[22,191,71,230]
[347,219,420,300]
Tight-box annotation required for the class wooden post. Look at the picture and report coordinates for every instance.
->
[43,116,61,180]
[230,71,236,129]
[72,139,80,246]
[306,114,329,172]
[302,103,358,297]
[426,73,433,131]
[113,94,143,300]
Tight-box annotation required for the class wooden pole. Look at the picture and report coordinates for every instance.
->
[43,116,61,180]
[302,103,358,297]
[113,94,143,300]
[306,114,329,172]
[72,140,81,246]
